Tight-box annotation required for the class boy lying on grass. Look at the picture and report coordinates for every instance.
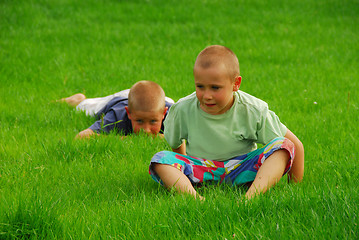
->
[149,45,304,200]
[61,80,174,138]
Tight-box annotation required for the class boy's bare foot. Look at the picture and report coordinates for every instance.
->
[58,93,86,107]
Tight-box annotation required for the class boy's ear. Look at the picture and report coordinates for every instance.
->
[125,106,131,119]
[233,76,242,91]
[162,107,168,119]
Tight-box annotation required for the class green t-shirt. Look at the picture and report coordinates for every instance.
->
[164,91,287,161]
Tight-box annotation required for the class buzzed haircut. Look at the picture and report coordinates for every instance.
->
[128,80,166,112]
[194,45,240,80]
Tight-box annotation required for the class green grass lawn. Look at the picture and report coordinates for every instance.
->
[1,0,358,239]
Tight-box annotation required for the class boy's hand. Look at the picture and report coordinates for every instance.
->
[75,128,98,139]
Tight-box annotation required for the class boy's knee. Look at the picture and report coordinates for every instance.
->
[271,137,295,156]
[275,149,291,161]
[283,137,295,157]
[152,163,178,179]
[153,162,164,172]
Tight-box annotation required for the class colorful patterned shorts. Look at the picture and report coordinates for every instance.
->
[149,137,295,185]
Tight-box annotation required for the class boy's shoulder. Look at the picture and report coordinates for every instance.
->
[107,96,129,107]
[171,92,197,109]
[166,92,197,116]
[176,91,197,103]
[235,90,268,110]
[95,96,128,118]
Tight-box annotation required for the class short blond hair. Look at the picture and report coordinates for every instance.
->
[128,80,166,113]
[194,45,240,80]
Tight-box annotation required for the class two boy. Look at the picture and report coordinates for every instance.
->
[64,46,304,200]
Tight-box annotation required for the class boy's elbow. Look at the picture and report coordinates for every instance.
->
[284,129,304,152]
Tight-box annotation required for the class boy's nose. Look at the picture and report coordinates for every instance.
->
[203,90,212,100]
[143,125,152,134]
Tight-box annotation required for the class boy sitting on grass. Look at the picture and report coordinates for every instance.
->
[61,80,174,138]
[149,45,304,200]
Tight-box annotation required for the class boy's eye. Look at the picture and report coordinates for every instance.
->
[196,85,204,89]
[150,120,158,124]
[136,120,144,124]
[212,86,220,90]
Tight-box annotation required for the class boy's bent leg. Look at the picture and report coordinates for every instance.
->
[245,149,289,199]
[149,151,226,200]
[153,164,203,200]
[225,137,294,186]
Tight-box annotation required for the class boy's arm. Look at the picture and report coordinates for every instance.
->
[75,128,99,139]
[172,141,186,155]
[284,129,304,183]
[76,128,129,140]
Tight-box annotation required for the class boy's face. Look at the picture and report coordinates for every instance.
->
[125,107,167,135]
[194,65,241,115]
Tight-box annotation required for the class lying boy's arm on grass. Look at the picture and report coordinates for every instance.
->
[76,128,129,140]
[75,128,99,139]
[285,128,304,183]
[172,141,186,155]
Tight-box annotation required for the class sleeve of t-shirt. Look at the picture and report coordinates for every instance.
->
[164,103,186,149]
[89,110,117,133]
[256,106,287,145]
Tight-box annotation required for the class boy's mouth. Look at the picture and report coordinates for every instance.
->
[205,103,216,107]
